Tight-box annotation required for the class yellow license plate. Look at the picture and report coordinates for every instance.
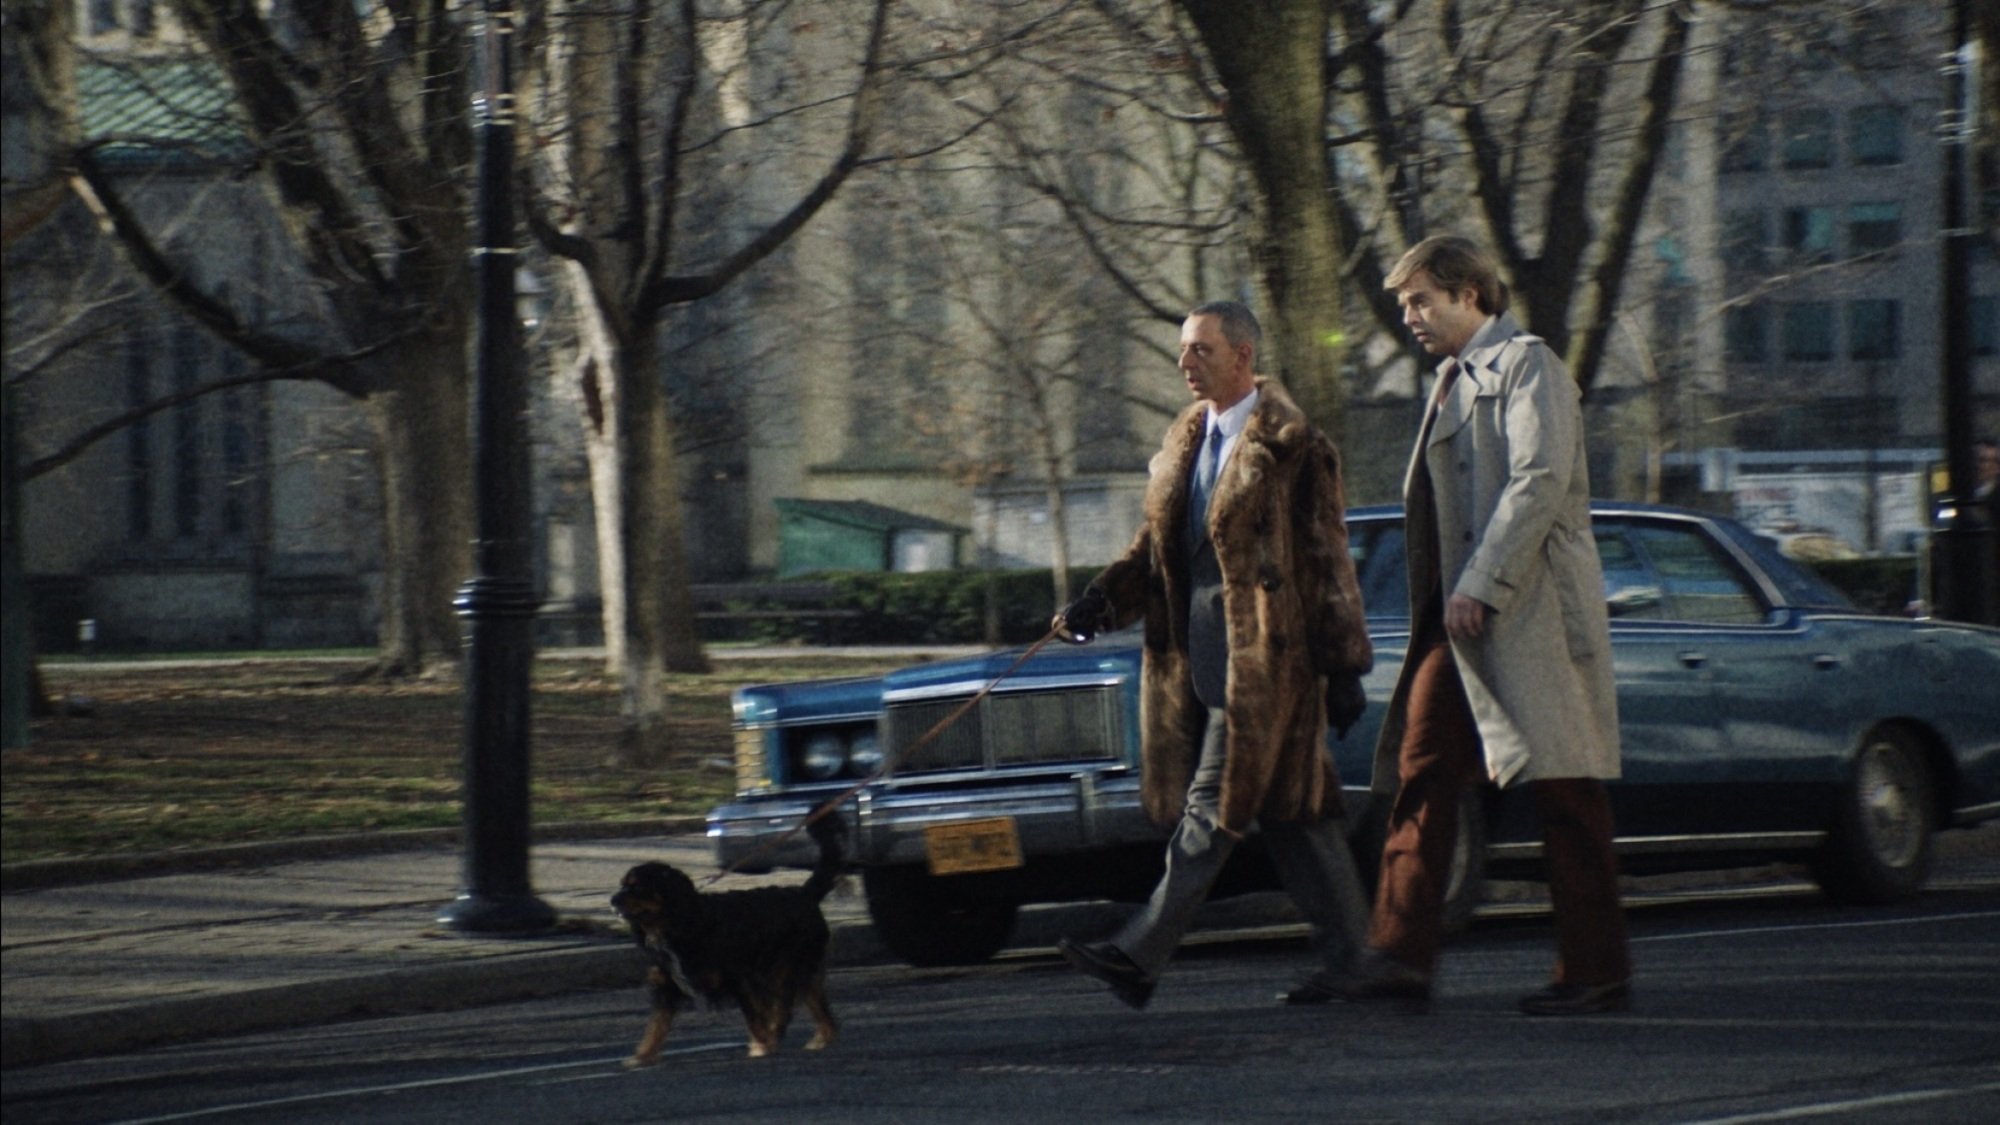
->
[923,817,1024,876]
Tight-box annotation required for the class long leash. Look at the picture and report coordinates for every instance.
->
[699,625,1066,887]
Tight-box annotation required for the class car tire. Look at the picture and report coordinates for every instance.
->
[862,866,1020,967]
[1809,724,1937,905]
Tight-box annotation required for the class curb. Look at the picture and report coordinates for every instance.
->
[0,940,642,1069]
[1,817,710,892]
[0,909,903,1070]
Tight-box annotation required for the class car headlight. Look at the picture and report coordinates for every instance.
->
[799,731,848,780]
[847,730,883,775]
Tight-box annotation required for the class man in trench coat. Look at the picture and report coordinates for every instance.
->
[1313,235,1630,1016]
[1050,300,1375,1009]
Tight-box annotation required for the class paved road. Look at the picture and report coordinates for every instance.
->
[7,881,1997,1125]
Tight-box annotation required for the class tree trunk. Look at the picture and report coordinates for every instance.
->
[578,367,629,677]
[1563,5,1690,394]
[569,280,710,767]
[1177,0,1347,439]
[366,332,472,676]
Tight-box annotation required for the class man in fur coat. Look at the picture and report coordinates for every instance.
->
[1051,300,1375,1009]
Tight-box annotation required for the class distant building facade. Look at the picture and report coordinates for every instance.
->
[12,2,1997,655]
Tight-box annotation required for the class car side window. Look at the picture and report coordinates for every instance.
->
[1628,524,1767,624]
[1350,522,1408,617]
[1597,528,1665,619]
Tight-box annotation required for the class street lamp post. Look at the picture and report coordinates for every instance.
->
[1937,0,1997,625]
[439,0,555,934]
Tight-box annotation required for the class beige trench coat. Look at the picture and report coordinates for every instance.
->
[1371,314,1620,792]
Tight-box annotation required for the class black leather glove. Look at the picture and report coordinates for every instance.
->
[1327,671,1368,740]
[1054,587,1111,644]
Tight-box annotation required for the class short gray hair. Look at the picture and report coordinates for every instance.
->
[1188,300,1262,354]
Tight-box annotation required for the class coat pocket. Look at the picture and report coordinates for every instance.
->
[1545,529,1604,659]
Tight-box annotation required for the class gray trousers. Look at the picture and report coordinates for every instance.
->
[1114,707,1370,979]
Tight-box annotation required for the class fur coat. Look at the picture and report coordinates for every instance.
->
[1090,378,1373,832]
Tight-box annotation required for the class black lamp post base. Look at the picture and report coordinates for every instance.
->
[437,892,558,935]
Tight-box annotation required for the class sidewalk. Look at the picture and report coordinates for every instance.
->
[0,826,1189,1070]
[0,829,896,1069]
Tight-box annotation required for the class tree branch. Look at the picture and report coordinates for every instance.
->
[640,0,892,312]
[69,157,386,396]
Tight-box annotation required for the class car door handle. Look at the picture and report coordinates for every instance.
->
[1678,651,1708,669]
[1812,653,1842,670]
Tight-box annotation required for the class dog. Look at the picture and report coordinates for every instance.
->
[611,812,845,1065]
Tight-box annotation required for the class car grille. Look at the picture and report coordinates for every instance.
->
[882,685,1124,774]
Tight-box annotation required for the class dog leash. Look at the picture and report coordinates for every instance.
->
[699,624,1066,887]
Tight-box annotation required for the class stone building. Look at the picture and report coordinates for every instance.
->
[8,8,380,652]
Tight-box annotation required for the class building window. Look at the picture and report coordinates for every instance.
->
[173,327,203,540]
[1781,206,1835,263]
[1848,202,1901,253]
[221,390,249,537]
[1848,105,1902,166]
[129,0,155,36]
[1975,296,1998,358]
[1738,396,1893,450]
[125,340,152,542]
[1719,112,1768,173]
[88,0,119,34]
[1721,210,1768,273]
[1782,302,1835,361]
[1725,304,1768,364]
[1781,108,1834,169]
[1848,300,1899,360]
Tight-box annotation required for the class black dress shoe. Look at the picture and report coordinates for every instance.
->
[1333,949,1432,1012]
[1518,979,1631,1016]
[1058,937,1156,1010]
[1278,968,1340,1005]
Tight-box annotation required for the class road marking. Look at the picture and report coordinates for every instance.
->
[105,1042,738,1125]
[964,1063,1176,1076]
[1634,908,2000,944]
[1674,1078,2000,1124]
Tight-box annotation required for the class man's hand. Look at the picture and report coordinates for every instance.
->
[1326,671,1367,739]
[1444,593,1490,642]
[1053,587,1111,644]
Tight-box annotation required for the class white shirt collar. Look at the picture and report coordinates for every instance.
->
[1207,387,1260,439]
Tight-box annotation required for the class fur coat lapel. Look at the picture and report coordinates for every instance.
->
[1095,378,1373,832]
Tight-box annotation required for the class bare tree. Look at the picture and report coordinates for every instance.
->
[70,0,485,677]
[519,0,894,765]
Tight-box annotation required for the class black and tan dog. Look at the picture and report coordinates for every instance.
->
[611,813,845,1065]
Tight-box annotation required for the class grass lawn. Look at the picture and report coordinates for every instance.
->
[3,653,914,863]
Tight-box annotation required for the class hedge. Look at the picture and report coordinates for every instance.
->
[1805,556,1919,616]
[708,568,1102,646]
[710,554,1923,647]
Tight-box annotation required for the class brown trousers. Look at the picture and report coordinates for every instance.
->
[1368,633,1631,986]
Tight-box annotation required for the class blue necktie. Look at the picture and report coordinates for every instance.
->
[1189,424,1224,543]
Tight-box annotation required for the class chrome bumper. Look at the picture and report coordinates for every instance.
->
[708,769,1163,871]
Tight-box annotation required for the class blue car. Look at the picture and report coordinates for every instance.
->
[710,503,2000,966]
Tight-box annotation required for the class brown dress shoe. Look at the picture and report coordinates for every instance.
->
[1518,979,1631,1016]
[1334,949,1433,1012]
[1058,938,1156,1010]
